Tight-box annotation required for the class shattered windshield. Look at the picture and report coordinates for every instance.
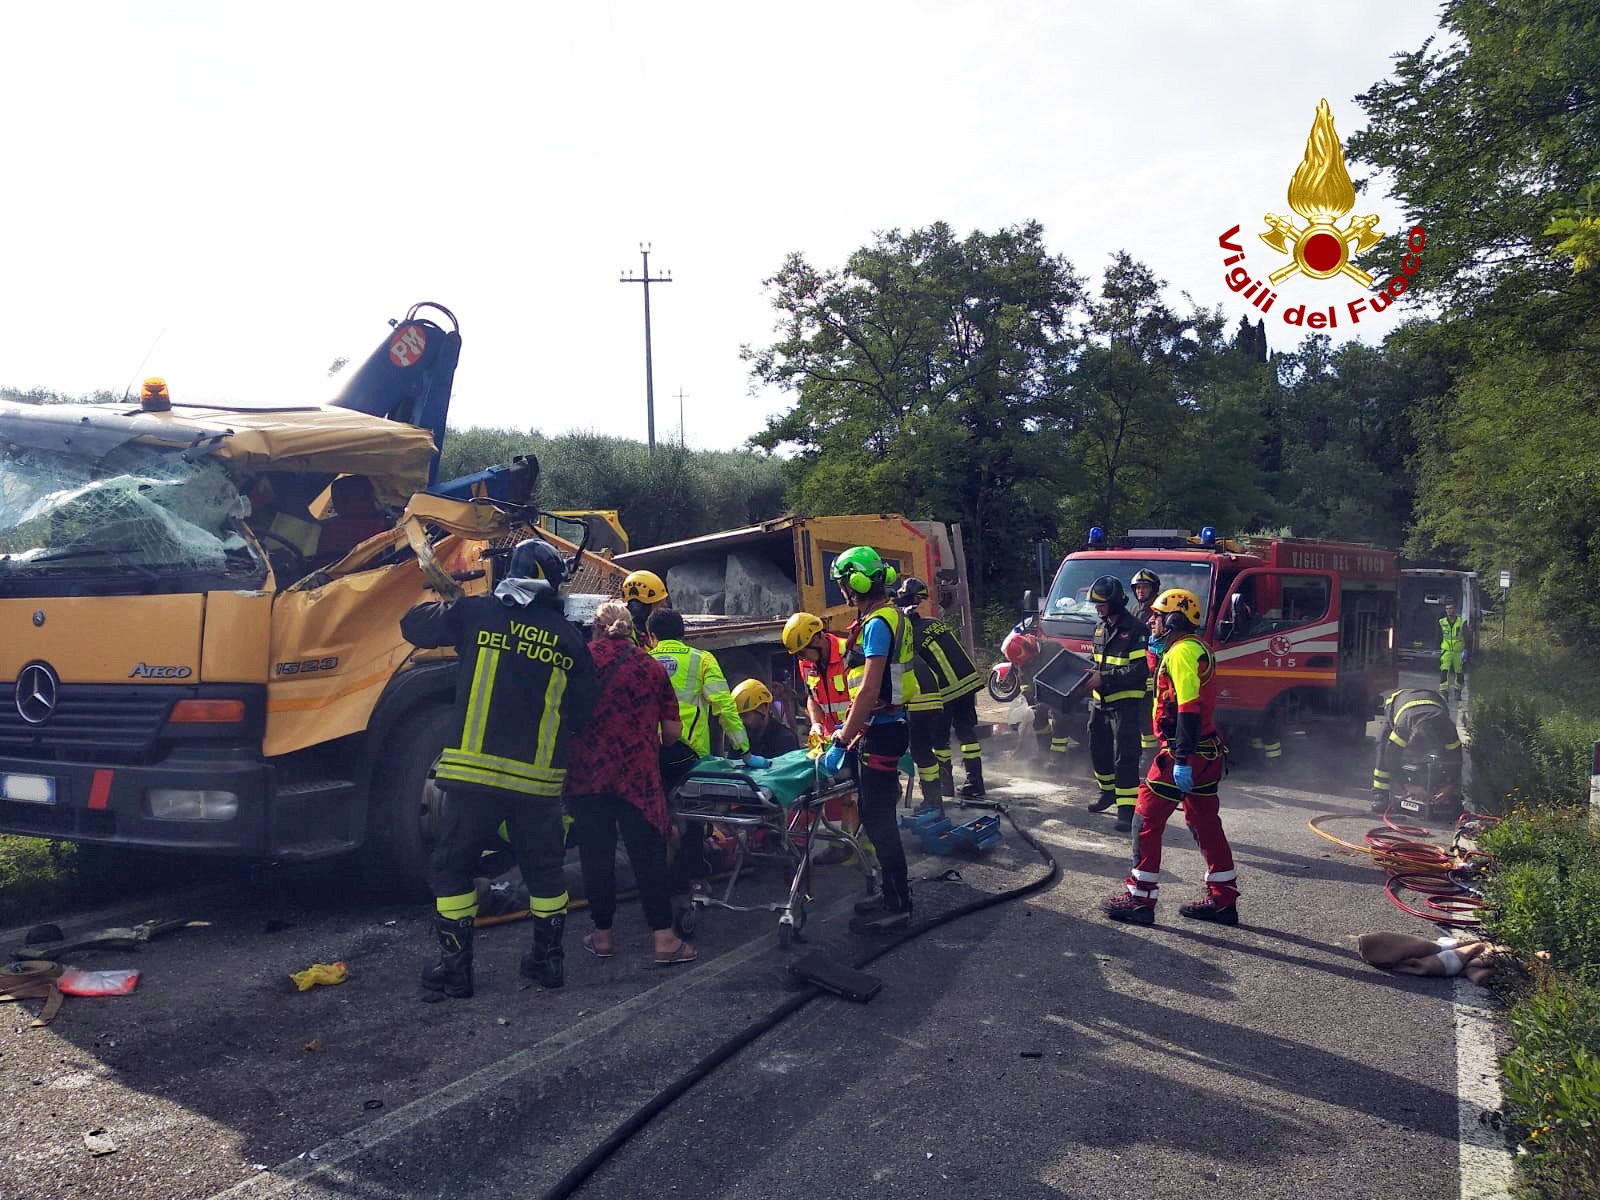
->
[0,441,261,592]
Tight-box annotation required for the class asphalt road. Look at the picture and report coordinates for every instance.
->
[0,682,1500,1200]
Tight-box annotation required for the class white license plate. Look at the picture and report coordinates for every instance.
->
[1,773,56,804]
[1399,798,1422,813]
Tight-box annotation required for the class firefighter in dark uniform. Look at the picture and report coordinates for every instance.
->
[897,577,989,801]
[1371,688,1463,813]
[402,538,598,1001]
[1084,576,1149,833]
[1129,569,1161,765]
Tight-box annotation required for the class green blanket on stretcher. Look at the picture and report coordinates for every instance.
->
[688,748,917,807]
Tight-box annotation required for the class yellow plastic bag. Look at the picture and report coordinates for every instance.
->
[289,961,349,991]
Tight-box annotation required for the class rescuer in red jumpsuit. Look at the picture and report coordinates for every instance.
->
[1101,588,1240,927]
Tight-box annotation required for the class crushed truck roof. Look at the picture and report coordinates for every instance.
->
[0,400,439,499]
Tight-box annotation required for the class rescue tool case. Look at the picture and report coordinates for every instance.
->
[1031,648,1096,713]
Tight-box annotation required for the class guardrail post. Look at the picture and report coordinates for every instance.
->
[1590,740,1600,834]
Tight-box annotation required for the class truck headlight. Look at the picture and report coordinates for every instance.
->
[145,789,239,821]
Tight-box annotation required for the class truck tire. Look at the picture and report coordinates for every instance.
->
[362,704,456,899]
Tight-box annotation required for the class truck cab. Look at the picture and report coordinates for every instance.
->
[1038,529,1397,746]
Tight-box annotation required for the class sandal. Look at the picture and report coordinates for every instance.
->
[652,939,697,967]
[582,933,616,959]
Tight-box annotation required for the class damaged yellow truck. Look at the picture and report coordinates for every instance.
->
[0,306,568,893]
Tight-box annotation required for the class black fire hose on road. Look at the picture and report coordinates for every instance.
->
[542,800,1061,1199]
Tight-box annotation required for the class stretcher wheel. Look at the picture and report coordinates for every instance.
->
[673,901,699,940]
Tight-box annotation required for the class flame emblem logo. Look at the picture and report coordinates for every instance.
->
[1259,99,1382,287]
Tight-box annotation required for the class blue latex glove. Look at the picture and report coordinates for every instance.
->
[745,754,771,770]
[821,742,848,776]
[1172,762,1194,793]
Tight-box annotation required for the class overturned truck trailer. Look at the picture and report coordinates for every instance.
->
[612,514,974,696]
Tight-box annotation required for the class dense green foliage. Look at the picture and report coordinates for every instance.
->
[438,428,786,551]
[1499,970,1600,1200]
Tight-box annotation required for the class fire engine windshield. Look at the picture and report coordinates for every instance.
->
[1041,558,1215,631]
[0,441,262,594]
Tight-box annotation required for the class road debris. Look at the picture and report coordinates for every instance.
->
[82,1129,118,1157]
[289,962,349,991]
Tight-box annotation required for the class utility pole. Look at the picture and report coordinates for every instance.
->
[673,387,688,445]
[619,244,672,452]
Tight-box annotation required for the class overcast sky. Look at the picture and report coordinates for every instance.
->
[1,1,1446,450]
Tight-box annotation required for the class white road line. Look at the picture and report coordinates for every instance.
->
[1450,682,1511,1200]
[206,892,860,1199]
[1454,976,1513,1200]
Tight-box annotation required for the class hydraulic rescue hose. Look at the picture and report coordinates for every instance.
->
[1308,806,1499,926]
[541,800,1060,1200]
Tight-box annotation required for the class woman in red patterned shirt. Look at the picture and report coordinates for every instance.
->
[566,601,696,965]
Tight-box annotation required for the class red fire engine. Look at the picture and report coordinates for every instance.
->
[1035,527,1398,746]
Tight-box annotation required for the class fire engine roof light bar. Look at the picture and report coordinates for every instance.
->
[1200,525,1218,547]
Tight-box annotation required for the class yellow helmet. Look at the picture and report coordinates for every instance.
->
[1151,588,1204,632]
[621,569,668,605]
[782,612,825,655]
[732,678,774,714]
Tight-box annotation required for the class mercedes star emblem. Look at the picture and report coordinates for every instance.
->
[15,662,59,725]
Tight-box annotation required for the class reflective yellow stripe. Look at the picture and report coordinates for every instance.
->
[536,669,567,768]
[434,762,565,796]
[436,891,478,920]
[1095,653,1138,667]
[462,647,499,752]
[1097,688,1145,704]
[438,749,565,783]
[529,891,569,917]
[1394,698,1445,723]
[1388,731,1408,748]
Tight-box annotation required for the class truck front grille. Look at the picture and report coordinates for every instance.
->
[0,684,176,764]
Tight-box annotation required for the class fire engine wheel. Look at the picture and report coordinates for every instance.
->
[987,666,1020,704]
[362,703,455,899]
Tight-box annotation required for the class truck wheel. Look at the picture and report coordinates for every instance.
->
[363,704,456,899]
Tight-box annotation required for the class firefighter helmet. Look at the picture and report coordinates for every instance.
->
[621,569,668,605]
[1151,588,1203,632]
[896,577,930,608]
[782,612,825,655]
[508,538,566,583]
[732,678,774,715]
[1088,575,1127,609]
[833,545,898,595]
[1131,568,1162,594]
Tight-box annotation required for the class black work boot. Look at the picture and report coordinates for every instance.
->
[1179,895,1239,925]
[1114,805,1135,833]
[957,759,987,800]
[850,877,911,934]
[914,777,945,816]
[1088,791,1116,813]
[419,915,475,1001]
[938,761,956,799]
[520,912,566,989]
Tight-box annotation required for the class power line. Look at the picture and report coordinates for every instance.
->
[619,244,672,452]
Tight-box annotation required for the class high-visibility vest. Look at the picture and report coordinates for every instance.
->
[845,604,919,712]
[1439,615,1466,653]
[798,634,852,732]
[650,638,747,758]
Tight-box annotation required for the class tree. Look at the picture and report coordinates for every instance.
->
[745,221,1085,610]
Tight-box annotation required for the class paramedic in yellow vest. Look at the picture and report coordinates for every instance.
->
[646,608,752,761]
[1439,600,1468,700]
[622,570,669,648]
[401,538,598,1000]
[821,546,919,933]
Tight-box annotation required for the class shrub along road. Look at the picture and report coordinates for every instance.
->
[0,698,1503,1200]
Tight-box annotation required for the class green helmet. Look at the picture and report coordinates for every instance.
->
[833,545,898,595]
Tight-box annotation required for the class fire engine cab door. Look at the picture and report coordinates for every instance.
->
[1210,567,1339,688]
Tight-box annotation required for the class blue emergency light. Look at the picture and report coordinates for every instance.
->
[1088,526,1105,548]
[1200,525,1217,547]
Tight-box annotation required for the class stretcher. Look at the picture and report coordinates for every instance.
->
[670,752,879,948]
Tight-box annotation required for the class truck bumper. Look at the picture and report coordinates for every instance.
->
[0,749,275,855]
